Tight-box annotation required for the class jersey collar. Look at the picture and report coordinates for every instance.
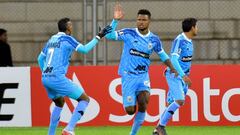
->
[181,32,192,42]
[57,32,66,35]
[136,28,151,38]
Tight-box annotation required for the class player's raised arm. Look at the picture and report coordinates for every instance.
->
[76,25,112,54]
[105,2,124,40]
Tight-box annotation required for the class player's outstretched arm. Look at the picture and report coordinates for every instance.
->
[105,1,124,40]
[76,25,112,54]
[37,52,46,71]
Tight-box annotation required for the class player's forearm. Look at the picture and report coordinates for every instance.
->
[37,53,45,71]
[163,59,175,71]
[76,38,99,54]
[105,19,118,40]
[171,55,185,77]
[158,50,169,62]
[159,51,176,72]
[111,19,118,30]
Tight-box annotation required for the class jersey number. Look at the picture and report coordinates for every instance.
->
[44,48,54,74]
[47,48,54,66]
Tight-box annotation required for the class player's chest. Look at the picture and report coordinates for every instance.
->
[180,42,193,56]
[128,37,154,53]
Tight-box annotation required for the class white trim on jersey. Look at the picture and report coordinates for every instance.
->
[171,53,180,57]
[157,49,164,54]
[57,32,66,35]
[41,51,46,56]
[115,31,118,40]
[75,43,84,51]
[135,28,151,38]
[181,32,192,42]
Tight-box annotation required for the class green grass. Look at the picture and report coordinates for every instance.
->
[0,126,239,135]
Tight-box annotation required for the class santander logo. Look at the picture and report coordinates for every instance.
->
[50,73,100,124]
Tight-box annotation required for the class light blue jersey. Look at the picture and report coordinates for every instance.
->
[116,28,165,75]
[170,33,194,76]
[38,32,99,100]
[166,33,194,103]
[41,32,81,76]
[105,19,170,107]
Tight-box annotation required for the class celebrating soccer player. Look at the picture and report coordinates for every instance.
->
[152,18,198,135]
[37,17,112,135]
[105,2,177,135]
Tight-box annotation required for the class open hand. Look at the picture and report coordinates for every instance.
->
[170,68,178,77]
[183,75,192,87]
[114,1,124,20]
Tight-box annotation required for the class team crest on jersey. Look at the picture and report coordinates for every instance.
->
[148,43,153,49]
[127,96,133,102]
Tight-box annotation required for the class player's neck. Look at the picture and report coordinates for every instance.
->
[138,28,149,35]
[184,32,193,39]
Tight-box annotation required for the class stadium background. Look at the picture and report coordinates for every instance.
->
[1,0,240,66]
[1,0,240,135]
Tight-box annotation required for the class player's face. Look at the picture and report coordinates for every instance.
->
[66,21,73,35]
[136,14,150,31]
[192,24,198,36]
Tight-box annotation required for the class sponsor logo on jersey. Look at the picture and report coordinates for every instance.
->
[181,56,192,62]
[129,49,150,59]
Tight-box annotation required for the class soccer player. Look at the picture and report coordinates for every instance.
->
[105,3,177,135]
[37,17,112,135]
[152,18,198,135]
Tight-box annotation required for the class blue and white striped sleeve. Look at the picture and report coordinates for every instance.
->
[170,39,185,77]
[154,37,169,62]
[64,36,80,49]
[41,43,48,56]
[75,38,99,54]
[171,39,181,57]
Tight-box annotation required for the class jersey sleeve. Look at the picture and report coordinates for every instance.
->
[153,36,164,54]
[116,28,129,41]
[41,43,48,56]
[170,39,181,57]
[75,37,99,54]
[63,36,81,50]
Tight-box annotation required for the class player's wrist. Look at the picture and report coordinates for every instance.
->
[180,73,186,78]
[95,35,101,40]
[113,18,120,22]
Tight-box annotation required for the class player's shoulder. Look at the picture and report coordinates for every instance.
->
[175,33,192,44]
[173,33,184,42]
[59,35,78,44]
[59,34,75,40]
[150,32,160,39]
[149,32,161,42]
[118,28,136,34]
